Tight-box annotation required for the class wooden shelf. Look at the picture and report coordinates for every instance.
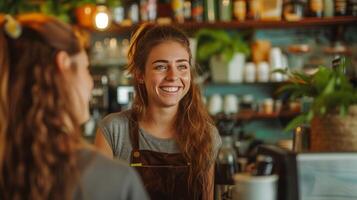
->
[235,110,299,121]
[204,81,285,86]
[85,16,357,34]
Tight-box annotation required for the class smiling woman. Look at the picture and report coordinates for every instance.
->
[95,23,222,200]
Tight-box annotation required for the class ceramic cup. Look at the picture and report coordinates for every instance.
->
[233,173,278,200]
[208,94,223,115]
[223,94,239,115]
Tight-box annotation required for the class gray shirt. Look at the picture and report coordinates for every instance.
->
[74,148,149,200]
[98,109,222,163]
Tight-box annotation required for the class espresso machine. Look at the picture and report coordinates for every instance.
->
[257,145,357,200]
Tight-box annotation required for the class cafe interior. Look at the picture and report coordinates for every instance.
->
[1,0,357,199]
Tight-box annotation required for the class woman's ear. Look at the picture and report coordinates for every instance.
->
[56,51,71,72]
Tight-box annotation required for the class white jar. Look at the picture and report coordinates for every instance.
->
[223,94,239,115]
[208,94,223,115]
[257,62,270,82]
[244,62,256,83]
[269,47,285,82]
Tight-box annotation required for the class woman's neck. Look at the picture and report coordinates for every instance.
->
[139,106,178,139]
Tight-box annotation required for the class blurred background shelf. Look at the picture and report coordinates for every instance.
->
[84,16,357,34]
[235,110,300,121]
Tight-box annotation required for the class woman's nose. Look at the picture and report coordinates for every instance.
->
[165,67,179,81]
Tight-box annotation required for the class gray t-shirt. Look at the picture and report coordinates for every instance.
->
[74,148,149,200]
[98,109,222,163]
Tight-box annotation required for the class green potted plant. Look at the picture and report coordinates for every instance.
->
[195,29,250,83]
[276,57,357,151]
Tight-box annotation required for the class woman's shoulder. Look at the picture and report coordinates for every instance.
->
[99,110,132,128]
[77,147,131,175]
[76,147,149,200]
[100,109,132,126]
[208,123,220,142]
[208,123,222,157]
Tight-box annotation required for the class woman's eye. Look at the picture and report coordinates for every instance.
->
[178,64,188,70]
[154,65,167,70]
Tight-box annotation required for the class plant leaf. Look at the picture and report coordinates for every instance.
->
[284,114,308,132]
[312,66,332,93]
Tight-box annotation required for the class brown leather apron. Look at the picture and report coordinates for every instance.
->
[129,114,200,200]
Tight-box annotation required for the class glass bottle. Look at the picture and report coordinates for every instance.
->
[157,0,173,22]
[283,0,306,21]
[249,0,262,20]
[215,119,238,185]
[335,0,348,16]
[348,0,357,16]
[233,0,247,21]
[172,0,185,22]
[323,0,334,17]
[192,0,204,22]
[218,0,233,21]
[216,137,239,185]
[309,0,323,17]
[183,0,192,21]
[204,0,217,22]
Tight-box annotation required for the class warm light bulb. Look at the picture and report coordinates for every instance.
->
[94,6,111,30]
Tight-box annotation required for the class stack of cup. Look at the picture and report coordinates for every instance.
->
[223,94,239,115]
[233,173,278,200]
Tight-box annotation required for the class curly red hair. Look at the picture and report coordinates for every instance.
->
[0,14,86,200]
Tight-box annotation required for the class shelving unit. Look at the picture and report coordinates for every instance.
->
[235,110,299,121]
[84,16,357,34]
[85,15,356,143]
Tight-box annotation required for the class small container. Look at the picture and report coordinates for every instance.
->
[253,155,274,176]
[205,0,217,22]
[234,0,247,21]
[244,62,256,83]
[323,0,334,17]
[112,6,125,24]
[129,3,140,23]
[283,0,306,21]
[183,0,192,20]
[249,0,262,20]
[240,94,255,111]
[262,98,274,114]
[233,173,278,200]
[172,0,184,22]
[274,99,283,113]
[218,0,233,21]
[223,94,239,115]
[335,0,348,16]
[349,0,357,16]
[208,94,223,115]
[309,0,323,17]
[257,62,270,82]
[192,0,204,22]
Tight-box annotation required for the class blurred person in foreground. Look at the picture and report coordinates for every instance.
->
[0,13,148,200]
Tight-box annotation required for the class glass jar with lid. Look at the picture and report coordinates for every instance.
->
[283,0,307,21]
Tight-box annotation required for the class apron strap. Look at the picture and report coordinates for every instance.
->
[129,112,143,165]
[129,112,140,151]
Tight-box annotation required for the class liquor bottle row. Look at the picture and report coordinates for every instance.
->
[111,0,357,25]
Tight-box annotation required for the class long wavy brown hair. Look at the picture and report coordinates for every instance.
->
[0,14,84,200]
[127,23,214,199]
